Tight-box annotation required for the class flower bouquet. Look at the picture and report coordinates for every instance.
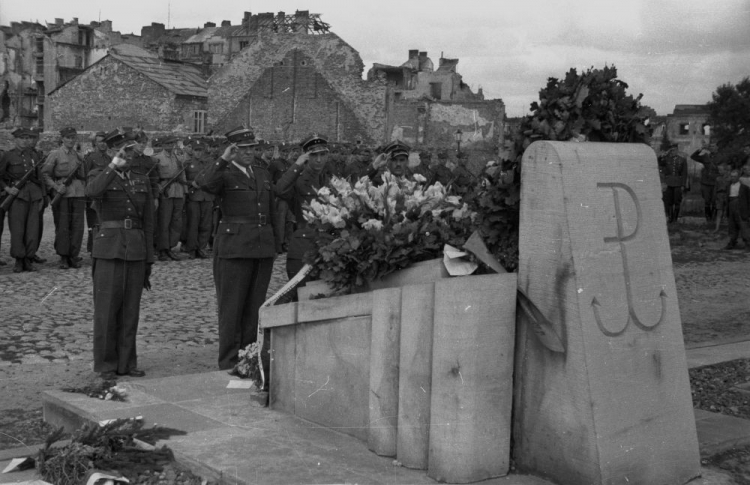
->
[303,172,476,292]
[231,342,263,388]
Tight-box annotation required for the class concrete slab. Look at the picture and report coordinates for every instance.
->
[687,340,750,369]
[695,408,750,457]
[40,370,562,485]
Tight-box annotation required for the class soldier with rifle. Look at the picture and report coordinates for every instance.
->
[183,137,214,259]
[83,131,111,253]
[153,136,187,261]
[41,127,86,269]
[0,128,46,272]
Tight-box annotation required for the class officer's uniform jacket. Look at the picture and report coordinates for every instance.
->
[153,150,186,198]
[274,164,330,260]
[196,158,279,259]
[85,165,155,263]
[185,156,215,202]
[41,146,86,198]
[660,151,688,188]
[0,147,45,202]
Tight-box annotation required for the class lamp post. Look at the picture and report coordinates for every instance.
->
[454,129,462,156]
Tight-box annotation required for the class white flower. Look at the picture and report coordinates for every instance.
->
[362,219,383,231]
[413,173,427,183]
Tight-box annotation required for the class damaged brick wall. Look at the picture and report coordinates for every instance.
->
[220,49,370,142]
[209,32,387,143]
[46,56,206,132]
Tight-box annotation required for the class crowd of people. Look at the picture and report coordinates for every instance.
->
[658,141,750,249]
[0,125,479,379]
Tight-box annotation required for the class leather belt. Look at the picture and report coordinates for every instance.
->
[220,215,268,226]
[99,219,142,229]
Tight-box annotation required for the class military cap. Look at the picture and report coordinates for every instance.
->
[152,135,178,148]
[11,127,35,138]
[384,140,410,158]
[189,137,207,149]
[300,133,329,154]
[133,130,148,144]
[60,127,77,138]
[94,131,107,138]
[225,126,257,147]
[103,128,137,149]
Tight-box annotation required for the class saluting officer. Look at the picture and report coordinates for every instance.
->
[85,129,154,379]
[660,143,688,223]
[0,128,45,273]
[274,134,331,285]
[183,137,215,259]
[41,127,86,269]
[196,127,280,370]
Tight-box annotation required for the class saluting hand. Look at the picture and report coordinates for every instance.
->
[372,153,388,170]
[295,152,310,166]
[221,144,237,162]
[111,148,128,168]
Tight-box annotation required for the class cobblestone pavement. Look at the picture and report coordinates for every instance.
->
[0,213,289,435]
[0,214,749,450]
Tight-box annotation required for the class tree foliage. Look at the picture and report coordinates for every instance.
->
[707,77,750,153]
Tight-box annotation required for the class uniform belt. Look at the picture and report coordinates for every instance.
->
[220,215,268,226]
[99,219,142,229]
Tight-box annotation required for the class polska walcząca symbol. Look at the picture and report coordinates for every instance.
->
[592,183,667,337]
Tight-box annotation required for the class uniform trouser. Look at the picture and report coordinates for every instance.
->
[7,198,41,259]
[0,207,5,256]
[701,184,716,220]
[86,200,98,252]
[213,256,274,370]
[727,199,750,245]
[92,258,146,373]
[185,200,213,252]
[179,203,188,245]
[274,199,290,249]
[663,186,682,220]
[54,197,85,258]
[157,196,184,251]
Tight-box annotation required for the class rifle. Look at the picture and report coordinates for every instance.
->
[50,160,85,208]
[157,163,188,195]
[0,163,40,211]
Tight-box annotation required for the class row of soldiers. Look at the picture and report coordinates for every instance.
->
[0,126,478,273]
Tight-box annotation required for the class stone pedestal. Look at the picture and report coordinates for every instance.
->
[262,273,516,484]
[514,141,700,485]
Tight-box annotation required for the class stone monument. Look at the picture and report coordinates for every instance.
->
[514,141,701,484]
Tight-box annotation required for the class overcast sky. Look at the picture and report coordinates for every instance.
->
[2,0,749,116]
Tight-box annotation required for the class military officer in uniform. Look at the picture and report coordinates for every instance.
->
[42,127,87,269]
[0,128,45,273]
[275,134,331,286]
[85,129,154,379]
[184,138,215,259]
[659,143,688,223]
[196,127,280,370]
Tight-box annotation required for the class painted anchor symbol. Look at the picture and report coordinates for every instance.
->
[592,183,667,337]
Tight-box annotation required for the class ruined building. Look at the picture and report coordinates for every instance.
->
[0,18,141,129]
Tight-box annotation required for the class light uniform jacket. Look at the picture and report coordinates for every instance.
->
[0,148,45,202]
[153,150,186,199]
[41,146,86,198]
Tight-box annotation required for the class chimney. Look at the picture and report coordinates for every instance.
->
[408,49,418,60]
[243,11,252,26]
[55,18,64,26]
[72,18,79,25]
[204,22,216,28]
[418,51,427,70]
[294,10,309,34]
[221,20,231,27]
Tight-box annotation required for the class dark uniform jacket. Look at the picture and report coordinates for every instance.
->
[185,156,215,202]
[197,158,279,259]
[274,164,329,261]
[0,147,45,202]
[660,151,688,188]
[129,154,160,199]
[690,150,720,186]
[729,183,750,221]
[85,165,155,263]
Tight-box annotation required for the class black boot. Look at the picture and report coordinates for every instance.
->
[23,258,36,272]
[13,258,24,273]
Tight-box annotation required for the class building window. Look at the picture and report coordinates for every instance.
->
[35,37,44,53]
[193,110,207,134]
[209,43,223,54]
[74,56,83,68]
[239,40,249,49]
[430,82,442,100]
[679,123,690,135]
[36,58,44,75]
